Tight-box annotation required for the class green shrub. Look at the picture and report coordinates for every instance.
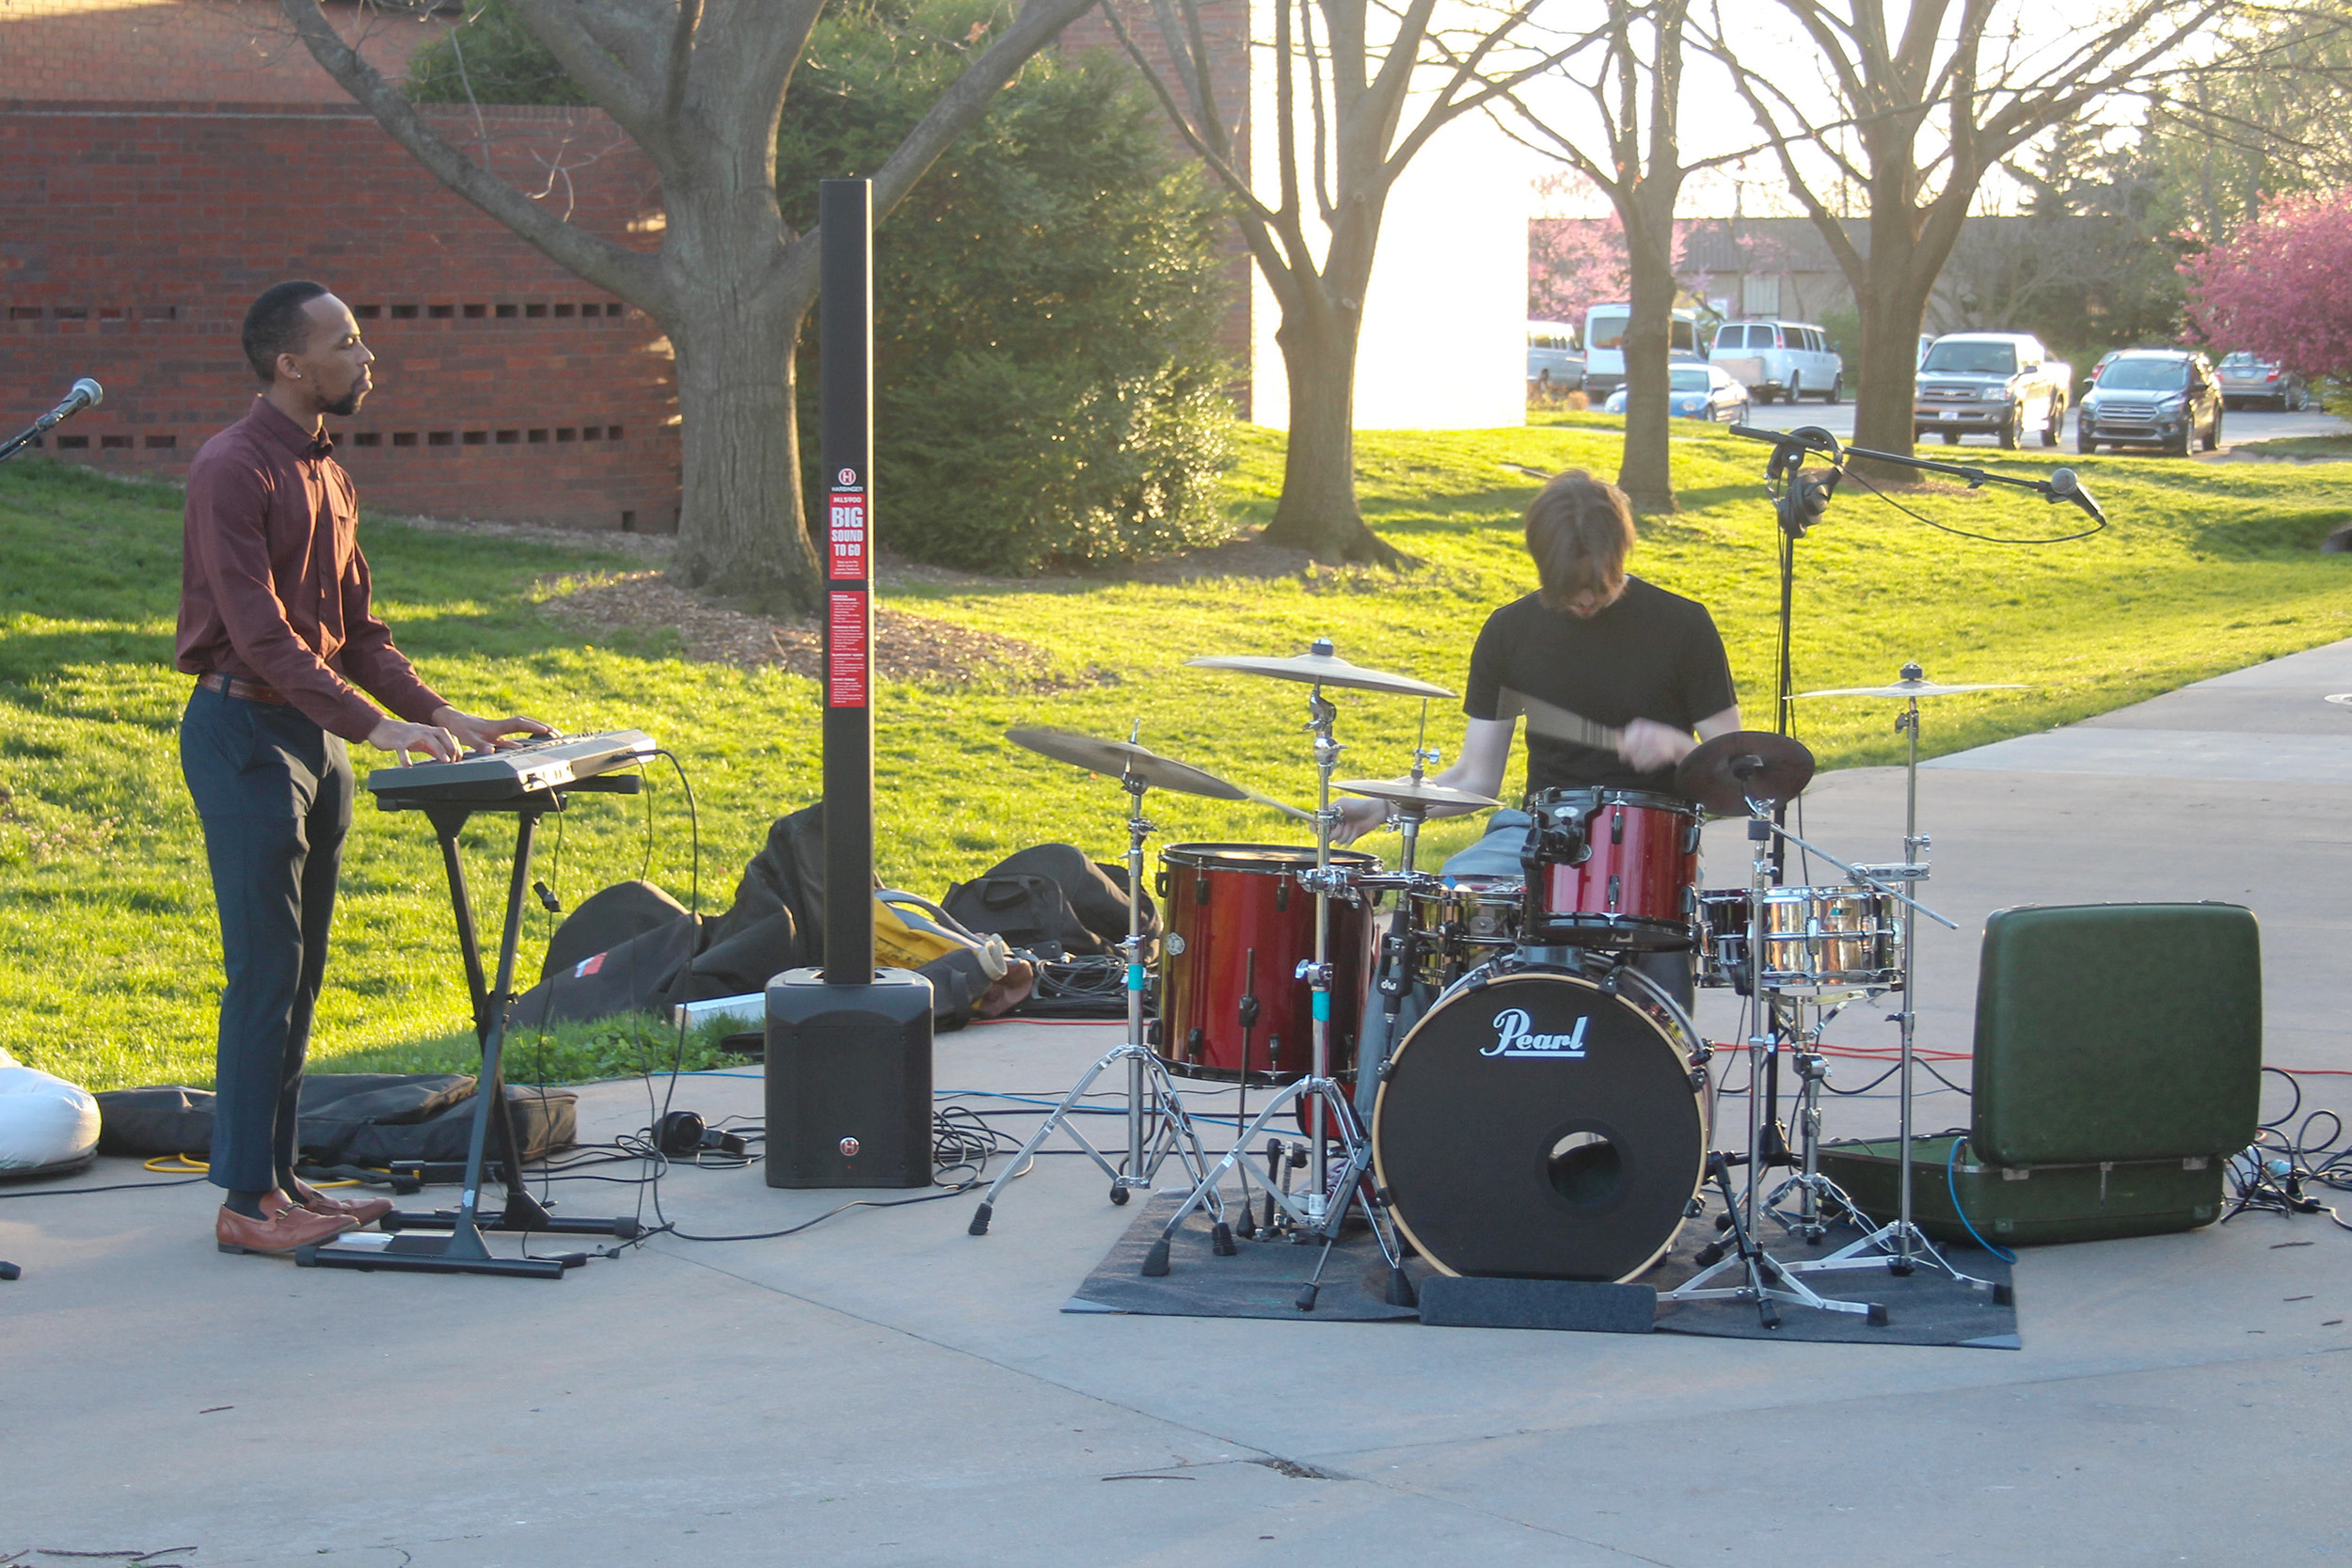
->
[408,0,1237,574]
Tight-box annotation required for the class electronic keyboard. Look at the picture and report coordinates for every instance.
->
[366,729,656,806]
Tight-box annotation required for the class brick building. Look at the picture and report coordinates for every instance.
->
[1,0,678,529]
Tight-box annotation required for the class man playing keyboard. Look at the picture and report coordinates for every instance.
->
[176,280,551,1258]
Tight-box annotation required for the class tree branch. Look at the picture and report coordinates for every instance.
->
[277,0,662,305]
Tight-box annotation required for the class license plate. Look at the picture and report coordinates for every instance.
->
[1939,409,1962,420]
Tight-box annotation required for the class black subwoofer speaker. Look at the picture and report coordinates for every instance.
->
[763,967,933,1188]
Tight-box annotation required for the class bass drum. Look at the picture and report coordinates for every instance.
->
[1372,962,1709,1282]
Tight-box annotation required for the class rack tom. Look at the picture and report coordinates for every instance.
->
[1521,787,1702,951]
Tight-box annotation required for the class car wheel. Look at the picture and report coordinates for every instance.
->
[1997,406,2020,450]
[2164,422,2190,457]
[1788,373,1803,402]
[2289,388,2307,412]
[1825,375,1843,404]
[1941,430,1962,445]
[2077,428,2097,454]
[2042,399,2064,448]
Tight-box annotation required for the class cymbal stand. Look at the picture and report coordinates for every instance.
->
[1143,676,1414,1310]
[1662,788,1883,1326]
[968,760,1215,1235]
[1777,675,1994,1289]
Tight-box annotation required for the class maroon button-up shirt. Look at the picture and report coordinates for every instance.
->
[176,397,447,742]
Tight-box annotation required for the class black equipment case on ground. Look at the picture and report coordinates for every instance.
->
[1820,902,2259,1246]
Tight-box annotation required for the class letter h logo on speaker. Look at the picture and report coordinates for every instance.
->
[1481,1007,1590,1059]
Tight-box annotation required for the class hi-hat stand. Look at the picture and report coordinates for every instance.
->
[968,754,1215,1234]
[1142,678,1415,1311]
[1663,784,1883,1327]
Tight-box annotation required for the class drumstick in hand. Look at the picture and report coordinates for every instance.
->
[1499,688,1624,752]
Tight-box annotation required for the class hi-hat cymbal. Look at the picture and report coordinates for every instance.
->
[1675,730,1816,815]
[1796,678,2026,700]
[1333,777,1503,812]
[1186,642,1454,700]
[1006,727,1250,801]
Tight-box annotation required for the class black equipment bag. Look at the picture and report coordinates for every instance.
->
[540,879,691,981]
[944,844,1157,958]
[94,1074,576,1164]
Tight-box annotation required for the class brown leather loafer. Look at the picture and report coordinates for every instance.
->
[216,1201,356,1256]
[286,1181,394,1227]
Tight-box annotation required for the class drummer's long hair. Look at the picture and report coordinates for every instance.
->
[1523,469,1635,612]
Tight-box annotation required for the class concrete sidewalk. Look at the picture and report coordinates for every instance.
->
[7,643,2352,1567]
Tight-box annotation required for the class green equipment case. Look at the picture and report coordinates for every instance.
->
[1819,902,2259,1247]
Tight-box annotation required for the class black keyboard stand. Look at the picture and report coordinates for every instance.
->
[297,774,645,1280]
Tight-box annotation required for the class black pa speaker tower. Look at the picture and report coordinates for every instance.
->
[763,967,933,1188]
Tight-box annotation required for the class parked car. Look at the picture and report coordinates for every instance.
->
[1526,320,1585,393]
[2076,349,2221,455]
[1581,302,1705,402]
[1916,333,1937,368]
[1708,319,1843,403]
[2216,353,2310,411]
[1912,332,2074,448]
[2088,349,2128,385]
[1601,362,1752,422]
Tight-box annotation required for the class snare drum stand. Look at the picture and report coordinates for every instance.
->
[1144,681,1415,1310]
[1779,676,1993,1291]
[1662,791,1883,1327]
[969,763,1216,1235]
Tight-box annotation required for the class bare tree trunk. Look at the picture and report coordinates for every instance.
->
[1852,274,1932,461]
[1259,298,1400,566]
[1618,195,1681,514]
[667,299,821,610]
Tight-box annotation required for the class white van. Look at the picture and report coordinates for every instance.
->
[1581,303,1703,401]
[1709,320,1844,404]
[1526,321,1584,391]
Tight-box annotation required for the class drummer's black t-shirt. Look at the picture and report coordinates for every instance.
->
[1464,577,1737,797]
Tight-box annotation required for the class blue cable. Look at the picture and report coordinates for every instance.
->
[1947,1135,2018,1263]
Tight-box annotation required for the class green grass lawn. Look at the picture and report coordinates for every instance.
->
[3,416,2346,1092]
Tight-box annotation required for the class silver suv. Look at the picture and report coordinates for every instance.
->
[2077,350,2221,456]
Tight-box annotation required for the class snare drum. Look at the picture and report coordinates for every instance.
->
[1695,885,1902,995]
[1521,788,1702,951]
[1155,844,1377,1085]
[1405,877,1524,987]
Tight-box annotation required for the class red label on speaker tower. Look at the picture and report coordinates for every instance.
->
[827,591,868,707]
[827,488,867,581]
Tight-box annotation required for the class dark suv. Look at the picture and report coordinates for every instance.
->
[2076,350,2221,456]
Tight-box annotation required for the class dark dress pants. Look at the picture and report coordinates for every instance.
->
[180,684,354,1194]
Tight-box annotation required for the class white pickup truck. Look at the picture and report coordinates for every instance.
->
[1912,332,2074,449]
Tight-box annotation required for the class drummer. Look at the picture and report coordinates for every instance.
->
[1334,467,1740,1002]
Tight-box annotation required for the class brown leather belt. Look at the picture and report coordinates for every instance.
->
[197,671,290,705]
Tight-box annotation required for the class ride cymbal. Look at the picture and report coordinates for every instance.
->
[1005,727,1250,801]
[1675,730,1816,815]
[1795,679,2026,700]
[1186,641,1454,700]
[1333,777,1503,812]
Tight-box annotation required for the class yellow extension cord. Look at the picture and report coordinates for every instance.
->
[143,1153,363,1187]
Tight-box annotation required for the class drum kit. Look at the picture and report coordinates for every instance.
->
[975,639,2021,1328]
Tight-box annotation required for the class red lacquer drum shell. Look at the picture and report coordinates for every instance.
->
[1522,787,1701,951]
[1154,843,1377,1085]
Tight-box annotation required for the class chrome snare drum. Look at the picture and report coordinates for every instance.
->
[1405,876,1524,988]
[1696,885,1902,995]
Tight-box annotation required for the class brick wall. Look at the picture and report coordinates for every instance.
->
[1,102,679,529]
[0,0,441,106]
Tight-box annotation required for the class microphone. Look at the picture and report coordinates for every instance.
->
[2045,467,2106,524]
[0,377,105,466]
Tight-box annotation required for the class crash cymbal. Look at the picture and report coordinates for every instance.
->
[1675,730,1816,815]
[1333,777,1504,812]
[1186,640,1454,700]
[1795,679,2026,700]
[1006,727,1250,801]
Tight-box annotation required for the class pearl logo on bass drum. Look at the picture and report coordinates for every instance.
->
[1481,1007,1591,1059]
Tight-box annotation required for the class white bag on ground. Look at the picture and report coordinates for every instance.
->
[0,1048,101,1176]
